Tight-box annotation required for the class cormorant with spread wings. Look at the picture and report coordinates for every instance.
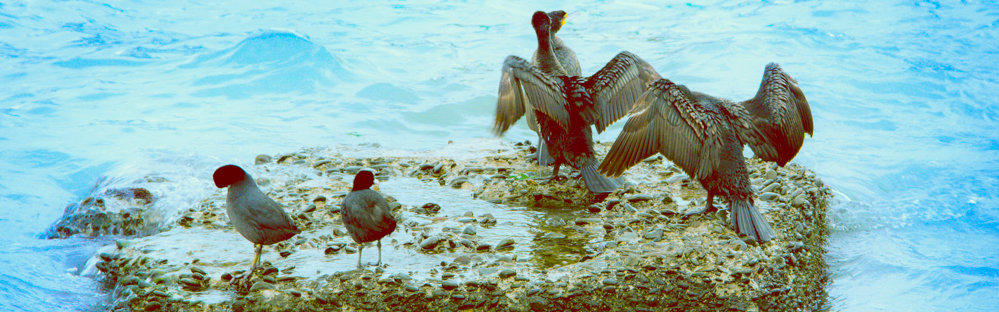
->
[493,11,660,194]
[599,64,813,242]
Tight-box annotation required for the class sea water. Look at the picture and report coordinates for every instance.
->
[1,1,996,311]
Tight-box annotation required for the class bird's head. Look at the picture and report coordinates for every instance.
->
[352,169,378,192]
[531,11,551,36]
[213,164,247,188]
[548,10,568,33]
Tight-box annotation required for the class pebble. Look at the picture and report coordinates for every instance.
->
[421,203,442,215]
[603,278,619,286]
[254,154,271,165]
[626,194,654,203]
[759,192,780,201]
[496,238,515,250]
[442,280,459,290]
[250,281,275,292]
[420,235,445,250]
[462,226,477,235]
[498,269,517,279]
[792,193,808,206]
[644,228,664,241]
[542,232,566,240]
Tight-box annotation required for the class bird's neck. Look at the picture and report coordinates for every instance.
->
[534,29,565,75]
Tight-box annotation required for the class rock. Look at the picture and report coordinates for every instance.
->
[496,238,515,250]
[250,281,274,292]
[542,232,566,240]
[644,228,663,241]
[792,193,808,207]
[420,203,442,215]
[254,154,272,165]
[462,226,477,236]
[442,280,459,290]
[421,235,445,250]
[627,194,654,203]
[498,269,516,279]
[603,278,619,286]
[450,177,470,188]
[759,192,780,201]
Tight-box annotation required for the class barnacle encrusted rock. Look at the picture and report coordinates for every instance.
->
[81,141,832,311]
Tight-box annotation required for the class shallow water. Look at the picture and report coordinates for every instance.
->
[1,0,997,311]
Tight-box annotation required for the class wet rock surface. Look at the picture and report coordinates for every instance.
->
[46,187,157,238]
[79,141,832,311]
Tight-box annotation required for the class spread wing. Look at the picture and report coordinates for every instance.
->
[599,79,727,180]
[743,63,813,166]
[494,55,569,135]
[586,51,662,133]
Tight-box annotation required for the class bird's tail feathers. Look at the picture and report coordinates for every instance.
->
[729,200,774,243]
[581,162,621,194]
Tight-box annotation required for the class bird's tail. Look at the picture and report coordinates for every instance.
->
[537,135,555,166]
[580,162,621,194]
[729,199,774,242]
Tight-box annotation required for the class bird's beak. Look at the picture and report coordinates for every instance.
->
[561,15,568,26]
[373,179,380,192]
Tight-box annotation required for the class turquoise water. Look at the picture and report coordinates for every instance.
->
[1,0,997,310]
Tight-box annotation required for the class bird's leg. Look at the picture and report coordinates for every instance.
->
[551,160,563,180]
[251,244,263,273]
[232,244,263,289]
[534,160,567,182]
[376,239,383,266]
[684,194,718,216]
[356,244,363,268]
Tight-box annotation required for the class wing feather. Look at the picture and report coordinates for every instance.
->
[600,79,726,180]
[494,55,570,133]
[586,51,662,133]
[743,63,813,166]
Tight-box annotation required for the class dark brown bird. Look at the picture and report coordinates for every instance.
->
[213,165,301,272]
[535,10,581,77]
[529,10,581,167]
[494,11,661,193]
[341,170,397,267]
[598,64,812,242]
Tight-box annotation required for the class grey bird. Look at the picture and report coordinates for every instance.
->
[213,165,301,272]
[341,170,397,268]
[494,11,661,194]
[528,10,582,167]
[598,64,813,242]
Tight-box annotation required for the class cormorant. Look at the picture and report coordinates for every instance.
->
[598,64,813,242]
[494,11,661,194]
[530,10,581,167]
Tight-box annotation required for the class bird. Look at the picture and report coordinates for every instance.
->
[529,10,581,167]
[536,10,581,77]
[494,11,661,194]
[598,63,813,242]
[212,165,301,273]
[341,169,397,268]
